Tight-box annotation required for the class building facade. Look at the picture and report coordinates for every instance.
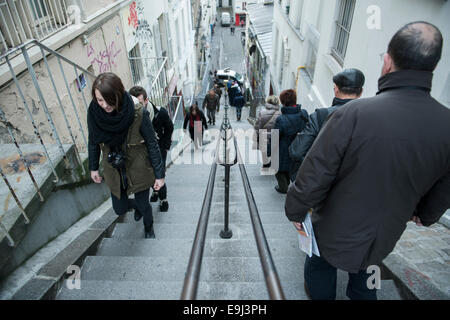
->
[271,0,450,114]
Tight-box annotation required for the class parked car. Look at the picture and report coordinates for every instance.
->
[221,12,231,26]
[215,68,244,88]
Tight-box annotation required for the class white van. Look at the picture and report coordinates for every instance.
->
[221,12,231,26]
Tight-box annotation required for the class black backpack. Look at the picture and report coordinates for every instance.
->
[288,108,330,182]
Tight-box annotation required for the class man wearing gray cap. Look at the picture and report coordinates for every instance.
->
[288,68,365,182]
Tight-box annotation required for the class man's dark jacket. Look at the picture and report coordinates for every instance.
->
[288,97,353,181]
[149,103,174,152]
[202,93,220,111]
[285,70,450,273]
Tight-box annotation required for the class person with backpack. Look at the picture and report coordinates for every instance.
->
[253,95,281,172]
[88,73,165,239]
[288,68,365,182]
[129,86,174,212]
[273,89,308,194]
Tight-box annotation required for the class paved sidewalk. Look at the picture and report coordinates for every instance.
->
[383,220,450,299]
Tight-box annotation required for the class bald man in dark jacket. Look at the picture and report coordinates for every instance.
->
[285,22,450,300]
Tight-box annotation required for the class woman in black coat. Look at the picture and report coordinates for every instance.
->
[183,103,208,149]
[273,89,308,194]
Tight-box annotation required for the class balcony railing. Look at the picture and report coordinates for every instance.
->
[128,56,169,110]
[0,0,70,54]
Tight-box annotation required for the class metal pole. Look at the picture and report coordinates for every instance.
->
[0,165,31,225]
[220,85,232,239]
[21,47,70,169]
[4,56,60,182]
[40,48,86,175]
[0,109,44,201]
[0,220,14,247]
[57,56,88,151]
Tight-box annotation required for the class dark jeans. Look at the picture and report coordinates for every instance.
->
[304,254,377,300]
[235,106,242,119]
[111,187,153,229]
[275,171,290,193]
[152,149,167,200]
[207,108,216,123]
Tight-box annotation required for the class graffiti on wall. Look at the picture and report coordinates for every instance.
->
[127,1,153,52]
[87,41,122,73]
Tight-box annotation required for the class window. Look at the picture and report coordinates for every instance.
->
[288,0,303,29]
[331,0,355,65]
[0,0,68,51]
[129,44,143,84]
[305,41,317,80]
[305,24,319,80]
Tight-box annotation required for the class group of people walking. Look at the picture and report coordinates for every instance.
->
[86,21,449,301]
[254,21,450,300]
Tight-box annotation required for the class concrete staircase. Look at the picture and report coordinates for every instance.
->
[56,160,402,300]
[56,107,402,300]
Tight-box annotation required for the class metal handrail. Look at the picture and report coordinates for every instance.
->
[180,135,221,300]
[0,38,95,247]
[233,132,286,300]
[181,84,285,299]
[1,39,96,77]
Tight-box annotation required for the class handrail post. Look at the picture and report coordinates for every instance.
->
[220,84,232,239]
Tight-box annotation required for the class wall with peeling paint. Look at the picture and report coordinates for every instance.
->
[0,14,132,152]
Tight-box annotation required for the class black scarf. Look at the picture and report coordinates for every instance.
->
[87,92,135,147]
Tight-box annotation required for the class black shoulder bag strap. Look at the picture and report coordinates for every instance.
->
[316,108,330,131]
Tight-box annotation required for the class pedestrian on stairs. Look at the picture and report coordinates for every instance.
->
[183,103,208,149]
[203,89,220,125]
[88,73,165,239]
[273,89,308,194]
[288,68,365,182]
[129,86,174,212]
[252,95,281,171]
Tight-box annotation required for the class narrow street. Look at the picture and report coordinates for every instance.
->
[1,0,449,306]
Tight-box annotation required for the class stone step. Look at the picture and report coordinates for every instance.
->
[96,238,301,258]
[111,223,298,240]
[55,280,308,300]
[79,256,303,283]
[121,208,289,225]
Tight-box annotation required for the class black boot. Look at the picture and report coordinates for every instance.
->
[150,192,158,202]
[144,224,155,239]
[134,209,143,221]
[160,199,169,212]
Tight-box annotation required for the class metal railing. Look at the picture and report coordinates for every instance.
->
[128,56,169,109]
[0,39,95,246]
[0,0,71,54]
[181,86,285,300]
[180,127,220,299]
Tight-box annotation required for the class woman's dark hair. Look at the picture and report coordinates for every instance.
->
[190,104,199,114]
[91,72,125,111]
[279,89,297,106]
[387,21,443,72]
